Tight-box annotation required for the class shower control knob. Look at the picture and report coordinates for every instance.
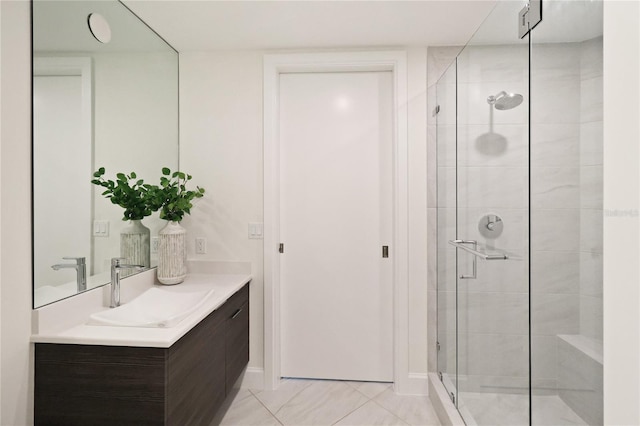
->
[486,215,501,230]
[478,214,503,238]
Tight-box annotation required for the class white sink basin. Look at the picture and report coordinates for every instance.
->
[87,287,215,328]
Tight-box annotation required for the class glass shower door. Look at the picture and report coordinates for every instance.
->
[436,61,458,403]
[453,2,530,424]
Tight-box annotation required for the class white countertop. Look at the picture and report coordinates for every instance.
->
[31,271,251,348]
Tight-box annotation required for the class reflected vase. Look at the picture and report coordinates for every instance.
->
[120,220,151,270]
[157,221,187,285]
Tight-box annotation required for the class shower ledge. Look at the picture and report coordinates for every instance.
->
[558,334,603,365]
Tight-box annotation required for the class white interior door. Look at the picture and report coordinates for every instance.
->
[279,71,393,382]
[33,75,92,288]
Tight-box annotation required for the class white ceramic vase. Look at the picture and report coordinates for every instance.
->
[157,221,187,285]
[120,219,150,268]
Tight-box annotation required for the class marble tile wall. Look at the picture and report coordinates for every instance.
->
[530,42,583,394]
[531,38,603,407]
[578,37,603,344]
[455,42,531,394]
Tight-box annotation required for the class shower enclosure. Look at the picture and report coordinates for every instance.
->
[433,1,603,424]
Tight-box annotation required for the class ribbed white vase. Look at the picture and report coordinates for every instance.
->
[120,220,151,268]
[157,221,187,285]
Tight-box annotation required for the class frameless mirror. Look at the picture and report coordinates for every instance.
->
[32,0,179,308]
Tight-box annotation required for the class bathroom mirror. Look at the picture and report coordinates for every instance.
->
[32,0,179,308]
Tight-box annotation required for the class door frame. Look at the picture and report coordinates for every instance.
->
[263,51,409,392]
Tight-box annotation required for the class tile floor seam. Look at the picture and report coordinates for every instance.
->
[350,385,372,400]
[369,397,414,426]
[221,380,443,426]
[349,382,392,400]
[269,379,316,417]
[248,388,285,426]
[329,394,373,426]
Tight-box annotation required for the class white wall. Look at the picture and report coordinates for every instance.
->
[179,48,430,386]
[407,47,429,377]
[0,1,33,424]
[0,1,3,419]
[180,51,266,373]
[603,1,640,424]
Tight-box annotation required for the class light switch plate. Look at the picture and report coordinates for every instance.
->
[93,220,109,237]
[248,222,264,239]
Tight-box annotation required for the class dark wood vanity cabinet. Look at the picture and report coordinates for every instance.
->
[35,283,250,426]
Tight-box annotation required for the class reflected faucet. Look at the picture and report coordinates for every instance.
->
[51,257,86,292]
[110,258,146,308]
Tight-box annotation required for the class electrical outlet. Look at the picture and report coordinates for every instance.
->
[151,237,159,254]
[195,237,206,254]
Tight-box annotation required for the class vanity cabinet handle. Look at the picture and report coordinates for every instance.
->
[231,308,243,319]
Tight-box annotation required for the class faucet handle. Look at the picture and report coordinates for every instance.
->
[63,256,85,265]
[111,257,127,267]
[111,257,145,270]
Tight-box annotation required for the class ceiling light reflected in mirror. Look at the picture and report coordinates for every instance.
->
[87,13,111,44]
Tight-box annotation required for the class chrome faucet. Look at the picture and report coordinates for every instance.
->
[51,257,86,292]
[110,258,146,308]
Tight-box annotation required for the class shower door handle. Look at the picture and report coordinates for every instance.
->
[448,240,509,260]
[451,239,478,280]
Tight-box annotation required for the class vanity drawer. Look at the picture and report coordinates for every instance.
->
[221,283,250,392]
[226,306,249,392]
[219,282,249,319]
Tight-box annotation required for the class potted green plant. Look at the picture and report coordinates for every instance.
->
[147,168,206,222]
[148,168,205,285]
[91,167,154,267]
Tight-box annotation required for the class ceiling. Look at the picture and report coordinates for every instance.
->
[121,0,499,52]
[34,1,175,53]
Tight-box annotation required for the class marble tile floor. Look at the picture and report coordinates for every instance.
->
[211,379,441,426]
[459,392,587,426]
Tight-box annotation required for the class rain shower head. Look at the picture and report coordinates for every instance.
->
[487,91,523,110]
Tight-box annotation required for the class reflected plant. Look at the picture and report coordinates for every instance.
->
[91,167,155,221]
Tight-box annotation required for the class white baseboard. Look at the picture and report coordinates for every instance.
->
[239,367,265,389]
[394,373,429,396]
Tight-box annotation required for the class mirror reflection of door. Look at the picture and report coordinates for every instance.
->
[33,58,92,305]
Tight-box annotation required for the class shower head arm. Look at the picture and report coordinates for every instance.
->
[487,91,507,105]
